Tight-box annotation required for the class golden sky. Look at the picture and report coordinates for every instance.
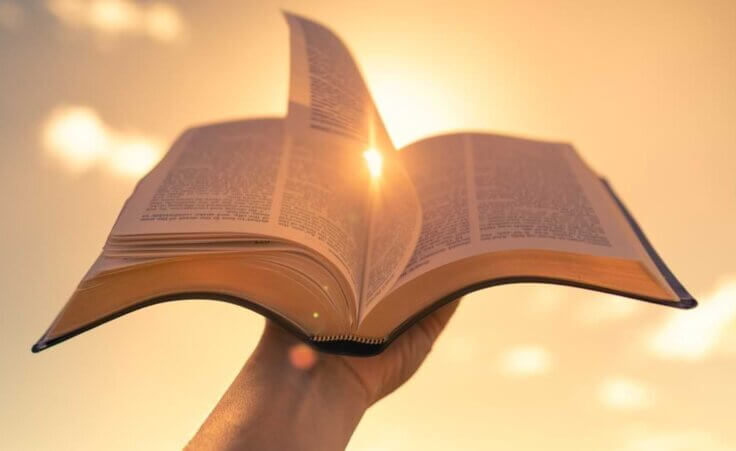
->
[1,1,735,449]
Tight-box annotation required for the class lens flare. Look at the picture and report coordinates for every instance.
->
[288,343,317,370]
[363,148,383,178]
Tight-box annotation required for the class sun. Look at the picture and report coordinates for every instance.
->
[363,148,383,178]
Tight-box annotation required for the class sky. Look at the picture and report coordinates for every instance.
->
[1,0,735,449]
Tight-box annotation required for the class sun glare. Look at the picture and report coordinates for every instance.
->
[363,148,383,179]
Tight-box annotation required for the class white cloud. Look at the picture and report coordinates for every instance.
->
[526,285,566,314]
[142,3,182,42]
[42,105,164,177]
[598,377,653,410]
[45,0,184,42]
[498,345,551,376]
[577,294,641,326]
[0,1,24,30]
[618,429,732,451]
[648,277,736,361]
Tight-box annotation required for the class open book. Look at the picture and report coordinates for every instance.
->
[33,13,695,356]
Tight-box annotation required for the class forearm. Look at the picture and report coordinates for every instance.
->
[186,327,369,451]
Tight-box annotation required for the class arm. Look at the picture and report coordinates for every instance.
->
[186,301,459,451]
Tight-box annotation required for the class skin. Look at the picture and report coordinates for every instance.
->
[186,300,459,451]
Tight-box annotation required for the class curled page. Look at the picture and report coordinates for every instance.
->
[360,154,422,313]
[284,12,394,152]
[283,12,422,314]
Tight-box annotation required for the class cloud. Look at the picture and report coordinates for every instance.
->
[648,277,736,361]
[0,1,24,30]
[45,0,184,42]
[618,429,732,451]
[526,285,566,314]
[598,377,653,410]
[498,345,551,376]
[577,294,642,326]
[42,105,164,177]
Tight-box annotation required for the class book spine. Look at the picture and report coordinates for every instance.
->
[312,334,386,345]
[599,178,696,306]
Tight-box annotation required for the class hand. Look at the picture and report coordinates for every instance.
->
[322,299,460,405]
[187,300,459,450]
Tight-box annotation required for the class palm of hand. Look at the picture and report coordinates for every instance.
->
[262,300,458,407]
[331,300,459,405]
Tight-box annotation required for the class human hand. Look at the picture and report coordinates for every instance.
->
[188,300,459,450]
[319,299,460,405]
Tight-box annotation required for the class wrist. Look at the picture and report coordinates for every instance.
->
[190,325,369,451]
[251,323,371,416]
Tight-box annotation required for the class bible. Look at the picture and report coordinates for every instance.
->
[33,13,695,356]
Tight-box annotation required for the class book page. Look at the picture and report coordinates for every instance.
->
[283,12,422,313]
[390,132,658,291]
[360,154,422,313]
[284,12,394,152]
[110,119,288,237]
[394,134,472,283]
[275,134,372,294]
[109,14,423,314]
[105,119,362,313]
